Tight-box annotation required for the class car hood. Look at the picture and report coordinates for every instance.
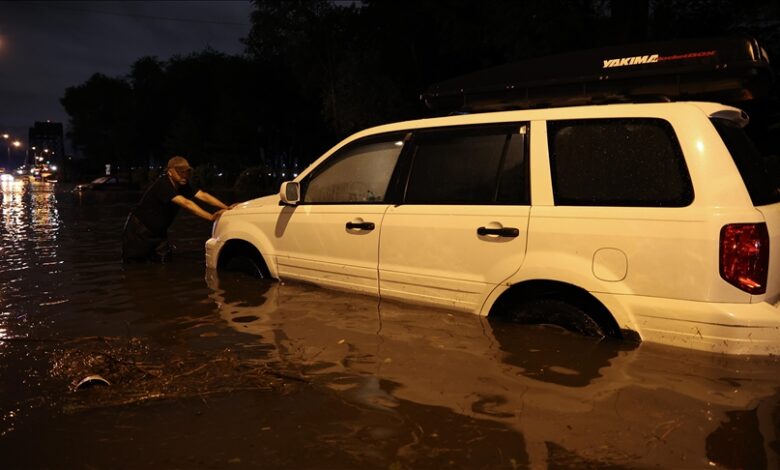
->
[230,194,279,212]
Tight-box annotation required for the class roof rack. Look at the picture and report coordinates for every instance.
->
[422,36,775,113]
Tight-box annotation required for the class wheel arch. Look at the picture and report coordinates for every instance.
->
[216,238,272,278]
[488,279,626,339]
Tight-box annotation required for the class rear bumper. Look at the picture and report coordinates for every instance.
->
[598,293,780,355]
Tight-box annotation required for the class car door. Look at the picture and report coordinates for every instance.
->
[273,133,406,296]
[379,123,531,312]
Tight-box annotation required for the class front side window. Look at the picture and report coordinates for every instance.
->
[548,118,693,207]
[403,124,529,204]
[303,134,405,203]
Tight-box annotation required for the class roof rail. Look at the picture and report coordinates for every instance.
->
[422,36,775,113]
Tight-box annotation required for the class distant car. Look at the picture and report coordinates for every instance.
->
[73,175,128,192]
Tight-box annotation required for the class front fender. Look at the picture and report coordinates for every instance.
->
[211,218,279,278]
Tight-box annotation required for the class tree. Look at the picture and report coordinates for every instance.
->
[60,73,136,174]
[130,56,169,168]
[60,0,780,182]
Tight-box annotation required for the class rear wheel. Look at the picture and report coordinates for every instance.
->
[504,299,606,338]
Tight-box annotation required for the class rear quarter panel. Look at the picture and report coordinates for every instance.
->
[501,104,758,313]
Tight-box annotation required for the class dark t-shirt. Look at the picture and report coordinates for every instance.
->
[133,176,197,237]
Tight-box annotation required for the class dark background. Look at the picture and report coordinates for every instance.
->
[4,0,780,195]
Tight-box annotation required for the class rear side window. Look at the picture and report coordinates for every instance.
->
[712,118,780,206]
[403,124,529,204]
[548,118,693,207]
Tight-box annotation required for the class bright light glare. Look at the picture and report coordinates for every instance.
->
[0,174,14,182]
[696,140,705,153]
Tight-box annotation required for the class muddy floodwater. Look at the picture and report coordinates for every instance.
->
[0,181,779,469]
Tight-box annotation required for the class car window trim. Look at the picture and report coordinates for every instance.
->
[548,117,694,207]
[397,122,531,206]
[298,131,409,205]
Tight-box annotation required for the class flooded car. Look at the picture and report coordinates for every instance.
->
[207,38,780,356]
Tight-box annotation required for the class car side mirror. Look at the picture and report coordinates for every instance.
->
[279,181,300,205]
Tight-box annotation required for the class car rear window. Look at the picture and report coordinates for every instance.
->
[711,118,780,206]
[548,118,693,207]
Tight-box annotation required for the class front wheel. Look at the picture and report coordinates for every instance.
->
[220,255,267,279]
[504,299,607,338]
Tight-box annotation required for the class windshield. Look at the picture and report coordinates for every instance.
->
[711,118,780,206]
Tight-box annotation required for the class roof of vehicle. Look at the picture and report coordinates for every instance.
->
[422,36,775,114]
[350,101,742,138]
[287,101,743,182]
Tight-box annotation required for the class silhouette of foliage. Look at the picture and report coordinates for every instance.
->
[60,0,780,186]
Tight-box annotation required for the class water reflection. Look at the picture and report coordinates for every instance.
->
[0,181,61,342]
[488,318,637,387]
[0,181,61,268]
[207,270,780,468]
[706,407,768,469]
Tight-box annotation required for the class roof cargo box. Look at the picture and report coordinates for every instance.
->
[422,36,775,113]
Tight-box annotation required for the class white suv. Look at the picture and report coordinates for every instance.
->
[206,100,780,355]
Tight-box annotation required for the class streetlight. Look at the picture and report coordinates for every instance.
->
[2,136,23,169]
[1,134,11,168]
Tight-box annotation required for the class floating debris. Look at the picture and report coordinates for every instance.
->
[75,374,111,390]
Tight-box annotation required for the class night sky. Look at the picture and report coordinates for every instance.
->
[0,1,252,162]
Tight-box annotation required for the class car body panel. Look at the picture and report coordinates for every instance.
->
[273,203,391,296]
[379,204,530,312]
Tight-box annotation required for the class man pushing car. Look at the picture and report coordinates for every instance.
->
[122,156,234,263]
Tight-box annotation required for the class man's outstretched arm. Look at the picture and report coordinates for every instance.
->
[172,195,224,222]
[193,190,237,210]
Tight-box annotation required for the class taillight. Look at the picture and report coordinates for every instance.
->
[719,223,769,295]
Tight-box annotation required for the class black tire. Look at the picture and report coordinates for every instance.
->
[505,299,606,338]
[221,255,266,279]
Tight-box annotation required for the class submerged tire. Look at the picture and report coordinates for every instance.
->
[220,255,266,279]
[504,299,606,338]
